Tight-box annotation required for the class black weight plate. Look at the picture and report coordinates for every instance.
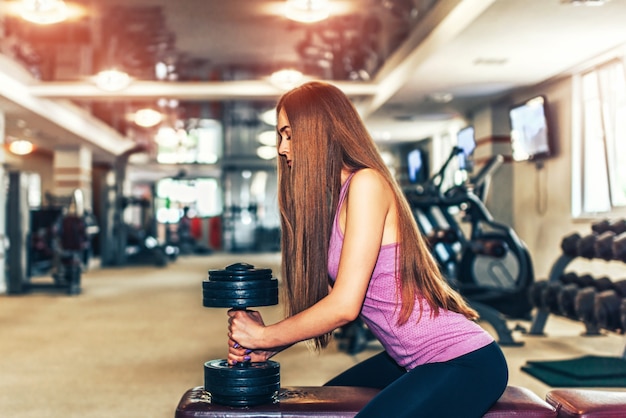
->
[204,359,280,379]
[203,287,278,300]
[204,373,280,387]
[203,279,278,290]
[203,295,279,308]
[207,373,281,388]
[208,272,273,281]
[209,392,277,407]
[208,382,280,397]
[209,263,273,280]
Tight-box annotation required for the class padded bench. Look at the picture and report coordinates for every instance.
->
[546,389,626,417]
[175,385,557,417]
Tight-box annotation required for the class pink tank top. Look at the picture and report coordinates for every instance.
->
[328,172,494,370]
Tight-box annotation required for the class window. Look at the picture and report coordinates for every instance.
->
[573,57,626,217]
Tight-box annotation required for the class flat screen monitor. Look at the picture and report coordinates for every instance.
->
[509,95,552,162]
[407,148,424,184]
[456,126,476,170]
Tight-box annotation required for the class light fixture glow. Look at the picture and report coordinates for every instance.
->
[270,69,304,90]
[155,126,179,147]
[94,69,132,91]
[20,0,69,25]
[259,108,277,126]
[9,139,35,155]
[257,146,278,160]
[285,0,330,23]
[134,108,163,128]
[258,130,278,146]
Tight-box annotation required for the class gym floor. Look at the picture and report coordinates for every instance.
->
[1,252,625,418]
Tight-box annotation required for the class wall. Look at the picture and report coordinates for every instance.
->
[472,74,625,280]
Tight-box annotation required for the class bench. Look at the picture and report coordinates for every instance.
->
[175,385,557,417]
[546,388,626,417]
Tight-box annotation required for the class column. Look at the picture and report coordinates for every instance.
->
[53,146,93,213]
[0,110,6,294]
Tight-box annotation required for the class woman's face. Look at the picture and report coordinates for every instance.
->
[277,108,292,168]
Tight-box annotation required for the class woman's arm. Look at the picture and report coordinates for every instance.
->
[228,169,395,350]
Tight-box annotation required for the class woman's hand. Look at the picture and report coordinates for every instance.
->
[227,309,266,348]
[227,337,275,365]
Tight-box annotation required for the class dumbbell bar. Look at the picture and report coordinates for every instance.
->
[202,262,281,407]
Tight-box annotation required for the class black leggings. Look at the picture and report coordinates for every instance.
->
[324,341,508,418]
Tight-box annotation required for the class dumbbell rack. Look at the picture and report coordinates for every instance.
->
[528,219,626,359]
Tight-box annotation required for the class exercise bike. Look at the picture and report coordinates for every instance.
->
[403,142,534,346]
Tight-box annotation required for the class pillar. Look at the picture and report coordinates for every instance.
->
[0,111,6,294]
[472,103,514,227]
[53,146,93,212]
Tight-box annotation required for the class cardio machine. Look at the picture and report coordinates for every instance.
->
[403,140,534,346]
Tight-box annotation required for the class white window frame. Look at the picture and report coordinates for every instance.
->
[572,56,626,219]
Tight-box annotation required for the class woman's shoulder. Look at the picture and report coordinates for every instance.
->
[349,169,390,194]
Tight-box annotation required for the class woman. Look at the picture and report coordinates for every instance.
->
[227,81,508,417]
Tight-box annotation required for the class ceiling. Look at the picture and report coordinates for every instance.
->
[1,0,626,171]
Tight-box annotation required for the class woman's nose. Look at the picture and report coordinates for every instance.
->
[278,139,290,156]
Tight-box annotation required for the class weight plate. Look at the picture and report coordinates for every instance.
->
[204,359,280,378]
[208,271,273,281]
[208,382,280,397]
[203,279,278,290]
[207,373,281,388]
[203,287,278,300]
[209,392,278,407]
[203,295,279,308]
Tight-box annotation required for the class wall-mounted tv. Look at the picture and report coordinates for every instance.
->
[509,95,552,162]
[456,126,476,170]
[406,148,424,184]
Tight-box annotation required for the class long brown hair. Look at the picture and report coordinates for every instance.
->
[276,81,477,350]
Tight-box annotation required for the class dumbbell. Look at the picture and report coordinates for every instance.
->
[592,219,626,235]
[594,231,616,261]
[561,233,581,257]
[577,233,599,259]
[573,276,614,329]
[202,262,280,407]
[595,279,626,333]
[556,273,595,319]
[613,232,626,263]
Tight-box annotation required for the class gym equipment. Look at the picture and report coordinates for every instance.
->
[201,262,280,407]
[613,232,626,262]
[531,223,626,337]
[561,233,581,257]
[577,233,598,259]
[174,385,558,418]
[592,219,626,235]
[403,144,534,346]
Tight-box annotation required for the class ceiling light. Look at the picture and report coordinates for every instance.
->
[155,126,179,147]
[258,130,277,146]
[8,138,35,155]
[561,0,609,5]
[19,0,68,25]
[259,108,277,126]
[134,108,163,128]
[285,0,330,23]
[428,92,454,103]
[257,146,278,160]
[94,69,132,91]
[270,69,304,89]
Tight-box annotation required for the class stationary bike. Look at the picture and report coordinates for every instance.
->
[403,142,534,345]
